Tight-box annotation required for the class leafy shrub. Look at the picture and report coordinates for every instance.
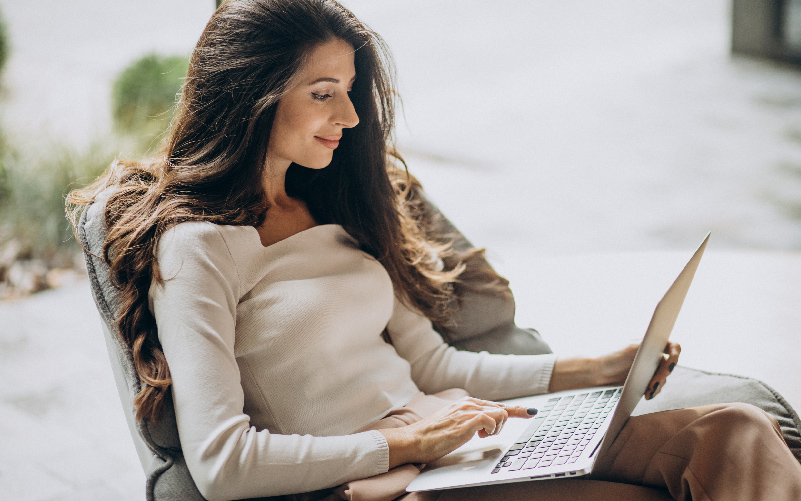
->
[111,53,189,149]
[0,6,10,202]
[0,6,8,77]
[0,142,115,264]
[1,49,190,296]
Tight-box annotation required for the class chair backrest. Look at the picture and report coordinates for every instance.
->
[79,189,206,501]
[77,188,552,500]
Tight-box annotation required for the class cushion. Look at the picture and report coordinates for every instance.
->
[417,190,553,356]
[633,366,801,463]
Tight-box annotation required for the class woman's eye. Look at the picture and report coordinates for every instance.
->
[312,92,333,101]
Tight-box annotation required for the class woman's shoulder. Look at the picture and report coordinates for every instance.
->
[157,221,260,264]
[162,221,256,244]
[155,222,265,294]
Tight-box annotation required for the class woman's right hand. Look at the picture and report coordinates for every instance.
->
[378,397,535,469]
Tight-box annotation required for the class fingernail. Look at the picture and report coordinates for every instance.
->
[526,408,538,416]
[649,390,656,400]
[653,381,660,391]
[668,363,675,372]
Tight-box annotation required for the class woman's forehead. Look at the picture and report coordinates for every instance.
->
[298,38,357,85]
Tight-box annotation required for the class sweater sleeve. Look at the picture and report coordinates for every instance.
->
[149,223,389,501]
[386,295,556,400]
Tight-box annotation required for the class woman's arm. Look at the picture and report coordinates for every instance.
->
[549,342,682,399]
[150,223,389,500]
[381,298,681,467]
[389,291,679,400]
[386,295,556,400]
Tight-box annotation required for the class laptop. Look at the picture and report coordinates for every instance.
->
[406,233,710,493]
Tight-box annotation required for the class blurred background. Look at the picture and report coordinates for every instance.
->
[0,1,800,499]
[1,0,801,296]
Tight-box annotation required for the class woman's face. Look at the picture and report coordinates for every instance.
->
[266,38,360,171]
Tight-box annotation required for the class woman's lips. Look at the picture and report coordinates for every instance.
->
[315,136,340,149]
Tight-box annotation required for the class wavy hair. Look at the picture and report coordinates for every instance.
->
[68,0,506,423]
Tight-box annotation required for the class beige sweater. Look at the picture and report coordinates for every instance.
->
[149,222,556,500]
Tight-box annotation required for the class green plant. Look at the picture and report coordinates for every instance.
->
[0,6,9,77]
[0,142,115,265]
[0,131,9,205]
[111,53,189,150]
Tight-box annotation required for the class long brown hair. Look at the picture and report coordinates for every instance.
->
[68,0,504,423]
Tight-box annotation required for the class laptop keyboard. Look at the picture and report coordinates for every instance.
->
[491,388,622,474]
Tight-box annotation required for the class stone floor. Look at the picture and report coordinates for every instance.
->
[0,280,143,500]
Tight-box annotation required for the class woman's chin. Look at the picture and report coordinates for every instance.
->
[298,157,334,170]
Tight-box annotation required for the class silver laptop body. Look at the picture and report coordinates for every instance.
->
[406,233,710,493]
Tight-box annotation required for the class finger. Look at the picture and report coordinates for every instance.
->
[655,343,680,398]
[666,341,681,367]
[494,408,510,435]
[646,342,681,399]
[461,398,524,426]
[467,411,498,437]
[502,404,538,419]
[464,397,504,410]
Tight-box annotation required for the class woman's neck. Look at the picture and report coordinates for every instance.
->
[257,161,318,247]
[262,161,292,208]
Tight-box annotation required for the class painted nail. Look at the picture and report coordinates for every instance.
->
[526,408,538,416]
[653,381,660,391]
[649,390,655,399]
[669,362,676,372]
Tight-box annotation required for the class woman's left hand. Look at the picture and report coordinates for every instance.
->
[596,341,681,400]
[644,341,681,400]
[549,341,681,399]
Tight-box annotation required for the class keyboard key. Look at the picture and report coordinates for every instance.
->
[508,458,528,471]
[554,458,568,465]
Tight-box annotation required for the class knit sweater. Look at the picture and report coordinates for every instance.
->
[148,222,556,500]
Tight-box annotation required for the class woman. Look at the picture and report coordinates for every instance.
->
[68,1,801,500]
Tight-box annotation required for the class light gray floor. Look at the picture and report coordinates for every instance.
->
[0,281,143,500]
[1,1,801,499]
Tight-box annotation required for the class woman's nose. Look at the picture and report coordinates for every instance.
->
[335,94,359,128]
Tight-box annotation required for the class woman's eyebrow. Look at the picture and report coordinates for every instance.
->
[307,75,357,85]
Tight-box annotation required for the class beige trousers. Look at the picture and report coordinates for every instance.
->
[339,391,801,501]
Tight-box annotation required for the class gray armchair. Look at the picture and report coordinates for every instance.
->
[78,189,800,500]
